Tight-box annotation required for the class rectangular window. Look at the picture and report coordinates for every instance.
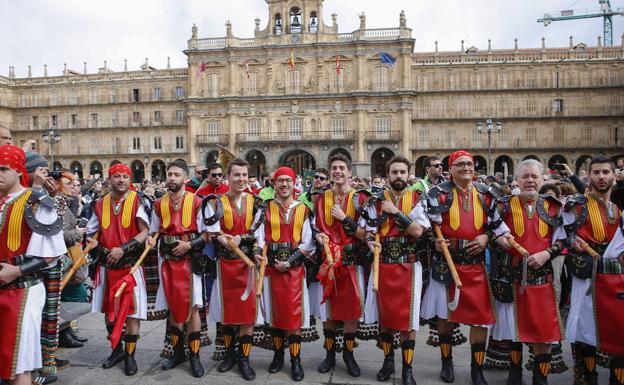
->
[133,111,140,124]
[175,110,184,122]
[154,111,161,122]
[153,88,162,101]
[419,128,428,142]
[288,119,303,140]
[110,90,117,103]
[582,127,591,141]
[244,72,257,95]
[554,126,564,141]
[526,77,536,88]
[526,99,536,112]
[90,113,98,127]
[132,88,140,102]
[153,136,162,150]
[287,70,302,94]
[175,87,185,99]
[32,95,39,107]
[207,120,219,137]
[49,94,58,106]
[553,99,564,113]
[71,114,78,127]
[246,119,260,140]
[51,115,58,127]
[69,92,78,105]
[526,127,537,141]
[175,136,184,149]
[206,74,218,97]
[32,116,38,129]
[132,137,141,151]
[373,67,389,91]
[331,117,346,139]
[89,91,98,104]
[375,116,391,139]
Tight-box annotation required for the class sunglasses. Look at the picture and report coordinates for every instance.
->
[314,175,327,181]
[211,173,223,178]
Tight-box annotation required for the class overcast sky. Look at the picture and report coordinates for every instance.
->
[2,0,622,78]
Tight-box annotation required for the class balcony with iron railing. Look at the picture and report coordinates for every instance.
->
[56,143,187,157]
[365,130,402,143]
[236,130,355,144]
[414,105,624,121]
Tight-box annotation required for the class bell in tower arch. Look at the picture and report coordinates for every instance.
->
[291,14,301,28]
[290,6,302,33]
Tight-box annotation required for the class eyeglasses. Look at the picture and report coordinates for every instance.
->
[314,175,327,181]
[211,173,223,178]
[451,162,474,169]
[429,163,443,168]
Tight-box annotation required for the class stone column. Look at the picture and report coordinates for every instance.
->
[400,99,412,158]
[353,102,370,177]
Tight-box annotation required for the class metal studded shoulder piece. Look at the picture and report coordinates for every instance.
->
[564,194,587,212]
[426,181,454,215]
[563,194,588,235]
[251,196,268,232]
[201,194,223,226]
[537,194,563,227]
[360,190,388,227]
[25,191,63,236]
[353,189,372,217]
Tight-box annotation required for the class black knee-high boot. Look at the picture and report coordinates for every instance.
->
[377,333,395,381]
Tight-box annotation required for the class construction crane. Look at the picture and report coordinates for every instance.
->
[538,0,624,45]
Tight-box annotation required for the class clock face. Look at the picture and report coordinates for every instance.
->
[290,34,300,44]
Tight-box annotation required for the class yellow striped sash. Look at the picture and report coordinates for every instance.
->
[7,190,31,252]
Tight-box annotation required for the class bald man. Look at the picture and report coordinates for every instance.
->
[0,125,12,145]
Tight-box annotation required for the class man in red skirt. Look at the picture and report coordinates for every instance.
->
[253,166,315,381]
[148,160,207,377]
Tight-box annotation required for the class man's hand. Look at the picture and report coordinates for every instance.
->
[465,234,489,256]
[435,238,450,253]
[254,253,266,265]
[86,237,99,249]
[0,263,21,285]
[44,177,58,197]
[367,240,381,254]
[330,205,347,222]
[571,237,585,253]
[217,234,234,249]
[275,261,289,273]
[172,241,192,257]
[495,234,514,250]
[381,200,399,215]
[315,233,329,245]
[562,163,573,177]
[527,250,550,269]
[107,247,124,265]
[146,235,157,248]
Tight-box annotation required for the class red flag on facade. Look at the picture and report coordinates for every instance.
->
[335,55,341,76]
[195,61,206,80]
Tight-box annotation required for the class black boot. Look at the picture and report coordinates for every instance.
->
[439,333,455,383]
[123,335,138,376]
[288,334,304,381]
[237,334,256,381]
[318,329,336,373]
[506,342,523,385]
[532,353,551,385]
[217,326,237,373]
[59,328,83,348]
[610,355,624,385]
[470,343,488,385]
[69,328,88,342]
[579,342,598,385]
[268,329,285,373]
[161,327,185,370]
[401,339,417,385]
[102,325,125,369]
[188,331,204,378]
[377,333,395,382]
[343,333,360,377]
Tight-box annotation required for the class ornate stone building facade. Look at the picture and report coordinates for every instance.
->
[1,0,623,180]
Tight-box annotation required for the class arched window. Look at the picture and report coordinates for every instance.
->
[274,13,283,35]
[373,66,389,91]
[289,7,302,33]
[309,11,318,32]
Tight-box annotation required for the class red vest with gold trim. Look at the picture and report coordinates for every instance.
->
[373,190,422,240]
[0,190,32,262]
[314,190,367,245]
[264,200,309,247]
[94,191,142,250]
[218,193,256,236]
[439,185,492,240]
[154,193,202,236]
[572,194,621,245]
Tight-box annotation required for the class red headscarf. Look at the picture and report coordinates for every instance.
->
[0,145,29,187]
[108,163,132,179]
[448,150,474,167]
[274,166,296,182]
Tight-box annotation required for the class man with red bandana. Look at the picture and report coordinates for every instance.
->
[203,158,263,381]
[253,166,315,381]
[363,156,429,385]
[147,160,208,378]
[563,155,624,385]
[0,145,66,385]
[490,159,566,385]
[87,163,149,376]
[421,150,510,385]
[313,154,370,378]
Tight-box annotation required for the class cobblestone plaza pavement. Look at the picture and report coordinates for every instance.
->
[55,312,608,385]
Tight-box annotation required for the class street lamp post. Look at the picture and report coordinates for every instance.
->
[42,127,61,170]
[476,116,502,175]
